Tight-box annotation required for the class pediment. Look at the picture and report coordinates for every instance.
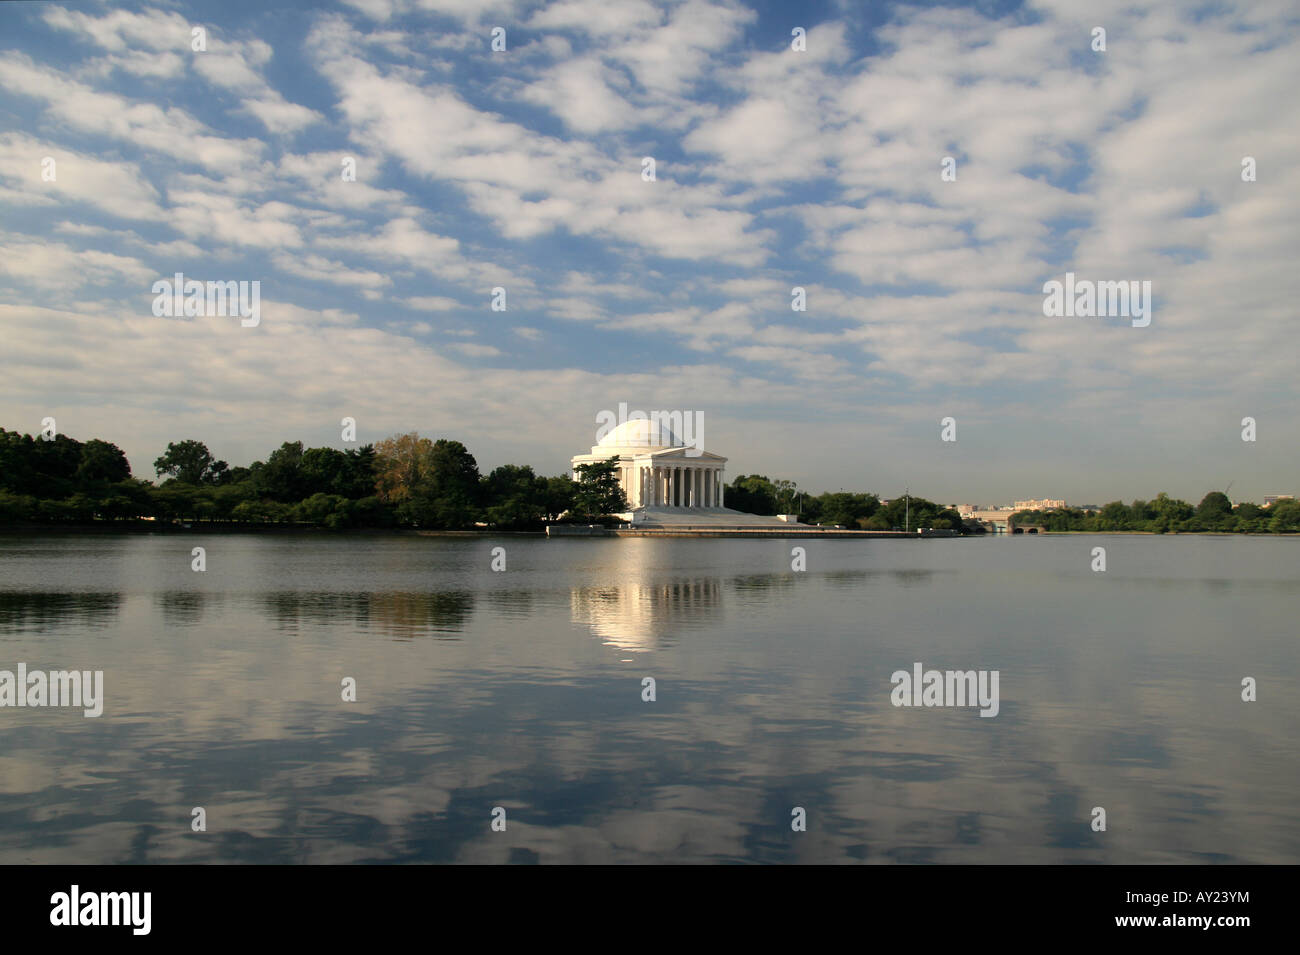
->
[640,448,727,462]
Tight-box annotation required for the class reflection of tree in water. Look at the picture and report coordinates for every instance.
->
[571,577,721,652]
[729,573,799,595]
[823,569,936,589]
[157,590,213,627]
[485,590,535,618]
[260,591,474,638]
[262,592,369,631]
[368,592,474,638]
[0,591,122,633]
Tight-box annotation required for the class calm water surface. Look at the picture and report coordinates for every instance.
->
[0,532,1296,864]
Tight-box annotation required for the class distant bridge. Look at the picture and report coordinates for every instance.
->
[961,510,1049,534]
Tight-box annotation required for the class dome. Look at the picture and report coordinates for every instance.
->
[596,417,685,450]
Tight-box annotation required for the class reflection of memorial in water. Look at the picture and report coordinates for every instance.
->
[0,591,123,633]
[571,577,722,652]
[260,591,475,639]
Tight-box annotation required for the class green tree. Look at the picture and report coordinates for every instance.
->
[482,464,548,528]
[372,433,481,528]
[76,439,131,485]
[541,475,576,522]
[571,457,628,521]
[1267,499,1300,533]
[812,491,879,527]
[1196,491,1233,526]
[1153,492,1193,524]
[1096,501,1132,531]
[726,475,778,515]
[154,440,227,485]
[773,479,798,514]
[424,439,482,528]
[256,441,307,502]
[340,445,377,499]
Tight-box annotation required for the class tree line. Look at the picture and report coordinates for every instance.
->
[723,475,1300,534]
[1011,492,1300,534]
[0,428,627,530]
[4,427,1292,533]
[725,474,969,531]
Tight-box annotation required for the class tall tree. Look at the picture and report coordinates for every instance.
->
[373,433,481,527]
[154,440,227,485]
[726,474,778,515]
[571,456,628,521]
[76,439,131,485]
[482,464,547,528]
[374,433,436,504]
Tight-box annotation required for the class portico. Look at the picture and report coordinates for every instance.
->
[571,418,727,512]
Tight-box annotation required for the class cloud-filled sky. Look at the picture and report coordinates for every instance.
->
[1,0,1297,504]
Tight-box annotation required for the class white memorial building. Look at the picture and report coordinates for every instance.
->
[570,418,801,526]
[571,418,727,512]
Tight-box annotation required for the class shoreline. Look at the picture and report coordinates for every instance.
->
[0,522,1294,538]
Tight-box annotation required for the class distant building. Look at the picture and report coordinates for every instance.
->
[1014,498,1066,511]
[1264,494,1294,506]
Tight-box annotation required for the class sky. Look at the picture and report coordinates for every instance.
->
[0,0,1297,505]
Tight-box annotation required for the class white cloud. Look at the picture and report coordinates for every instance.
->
[0,52,263,172]
[401,296,462,311]
[0,134,166,222]
[271,252,391,289]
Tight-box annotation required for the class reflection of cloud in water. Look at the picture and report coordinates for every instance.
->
[260,591,474,639]
[0,591,122,634]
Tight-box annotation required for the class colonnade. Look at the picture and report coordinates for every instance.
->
[628,463,724,508]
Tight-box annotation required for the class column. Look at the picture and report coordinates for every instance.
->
[693,468,700,508]
[719,473,724,508]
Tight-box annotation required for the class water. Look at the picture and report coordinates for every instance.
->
[0,532,1296,864]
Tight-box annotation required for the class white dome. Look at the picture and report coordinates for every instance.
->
[596,417,685,450]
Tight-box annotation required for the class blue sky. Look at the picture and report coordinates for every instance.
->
[1,0,1297,503]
